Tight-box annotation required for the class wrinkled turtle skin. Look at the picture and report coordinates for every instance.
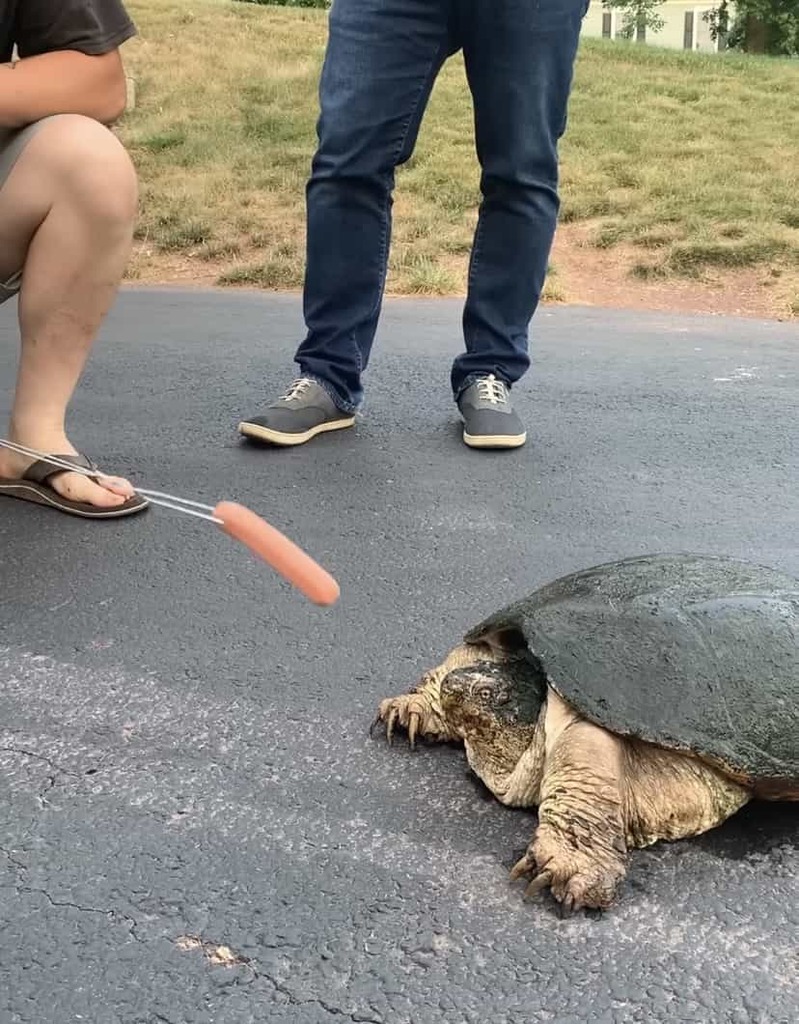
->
[464,553,799,793]
[374,553,798,914]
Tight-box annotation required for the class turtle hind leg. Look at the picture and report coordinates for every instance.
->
[622,740,751,849]
[372,641,506,749]
[510,690,630,914]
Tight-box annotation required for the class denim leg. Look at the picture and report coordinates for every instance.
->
[295,0,455,412]
[451,0,588,399]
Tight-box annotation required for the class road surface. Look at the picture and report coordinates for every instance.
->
[1,290,797,1023]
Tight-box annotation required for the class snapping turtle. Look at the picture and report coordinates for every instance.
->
[374,554,798,914]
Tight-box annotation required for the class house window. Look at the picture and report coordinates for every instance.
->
[602,10,613,38]
[684,10,695,49]
[636,17,646,42]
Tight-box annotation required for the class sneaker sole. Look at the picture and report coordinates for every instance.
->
[462,430,527,449]
[238,417,355,447]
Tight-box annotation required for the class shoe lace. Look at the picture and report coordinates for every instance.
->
[281,377,314,402]
[476,374,508,405]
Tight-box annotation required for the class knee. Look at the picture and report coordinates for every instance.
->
[313,87,402,182]
[313,122,392,183]
[32,114,139,229]
[480,157,559,203]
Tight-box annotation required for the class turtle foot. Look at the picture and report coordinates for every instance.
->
[510,822,627,915]
[371,688,451,749]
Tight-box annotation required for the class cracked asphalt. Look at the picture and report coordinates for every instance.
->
[1,289,797,1024]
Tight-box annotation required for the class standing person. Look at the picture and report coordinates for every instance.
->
[239,0,589,451]
[0,0,147,517]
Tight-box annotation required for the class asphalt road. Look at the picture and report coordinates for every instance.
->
[1,289,797,1024]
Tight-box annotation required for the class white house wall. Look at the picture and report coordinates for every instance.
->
[581,1,731,52]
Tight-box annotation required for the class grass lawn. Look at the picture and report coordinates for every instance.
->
[119,0,799,318]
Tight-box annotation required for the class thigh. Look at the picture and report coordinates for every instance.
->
[314,0,456,175]
[0,114,135,287]
[0,119,54,293]
[462,0,589,176]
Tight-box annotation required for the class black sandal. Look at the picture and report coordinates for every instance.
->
[0,453,149,519]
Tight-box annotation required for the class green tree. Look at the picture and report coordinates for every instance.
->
[704,0,799,56]
[605,0,665,38]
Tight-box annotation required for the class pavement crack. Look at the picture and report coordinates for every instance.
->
[33,889,112,917]
[1,744,83,811]
[0,845,27,875]
[21,886,144,940]
[257,969,382,1023]
[0,745,79,779]
[174,936,381,1022]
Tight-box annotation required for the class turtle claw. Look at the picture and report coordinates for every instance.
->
[515,865,581,917]
[522,871,553,900]
[372,692,448,748]
[511,823,627,915]
[559,892,576,918]
[509,853,535,882]
[407,712,420,750]
[386,707,399,746]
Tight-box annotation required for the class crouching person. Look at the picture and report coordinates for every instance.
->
[0,0,148,518]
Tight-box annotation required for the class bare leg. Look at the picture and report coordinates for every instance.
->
[0,114,138,507]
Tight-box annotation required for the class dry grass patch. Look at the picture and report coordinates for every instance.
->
[120,0,799,316]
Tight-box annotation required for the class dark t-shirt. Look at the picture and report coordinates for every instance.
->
[0,0,136,63]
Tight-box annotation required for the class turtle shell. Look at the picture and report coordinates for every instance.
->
[464,554,799,790]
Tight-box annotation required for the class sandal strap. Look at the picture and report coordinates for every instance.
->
[22,453,98,485]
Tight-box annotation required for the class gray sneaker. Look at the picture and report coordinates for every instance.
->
[457,374,526,449]
[238,378,355,446]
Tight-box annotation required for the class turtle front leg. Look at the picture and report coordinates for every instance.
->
[372,669,455,749]
[510,690,628,914]
[372,641,502,748]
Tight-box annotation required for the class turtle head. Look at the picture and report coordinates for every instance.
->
[439,658,546,764]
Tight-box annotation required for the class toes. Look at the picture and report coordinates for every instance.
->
[371,703,407,745]
[559,892,577,918]
[373,695,441,749]
[57,472,127,507]
[509,852,536,881]
[374,698,419,748]
[95,473,136,498]
[522,871,553,900]
[510,837,623,914]
[386,707,399,745]
[558,873,620,914]
[408,711,420,749]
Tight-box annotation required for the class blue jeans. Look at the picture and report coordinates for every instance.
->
[294,0,588,413]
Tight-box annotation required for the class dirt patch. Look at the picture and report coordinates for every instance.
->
[548,223,797,321]
[125,247,224,289]
[125,224,797,321]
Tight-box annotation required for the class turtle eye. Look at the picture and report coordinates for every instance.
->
[477,686,494,702]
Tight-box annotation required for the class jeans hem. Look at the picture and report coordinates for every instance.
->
[298,371,360,415]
